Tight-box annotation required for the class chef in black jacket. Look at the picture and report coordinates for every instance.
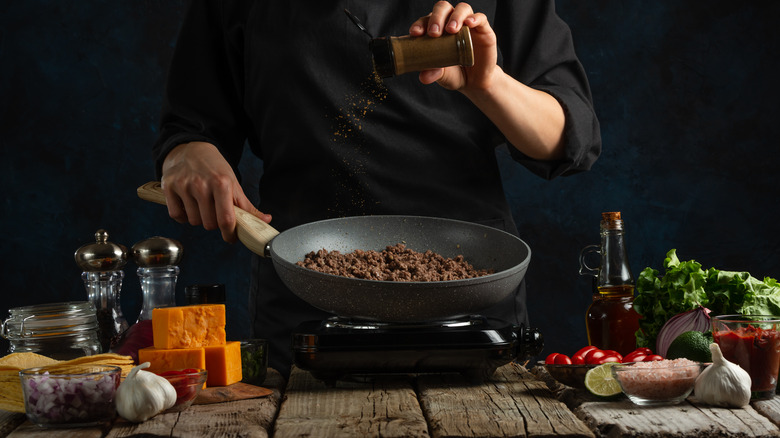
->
[152,1,601,375]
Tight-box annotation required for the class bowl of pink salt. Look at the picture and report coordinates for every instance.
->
[612,358,703,406]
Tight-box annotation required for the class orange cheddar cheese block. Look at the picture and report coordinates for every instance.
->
[152,304,226,349]
[204,341,242,386]
[138,346,206,374]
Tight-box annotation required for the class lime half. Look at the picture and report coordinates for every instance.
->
[584,363,622,398]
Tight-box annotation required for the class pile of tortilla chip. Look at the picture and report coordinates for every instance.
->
[0,352,134,413]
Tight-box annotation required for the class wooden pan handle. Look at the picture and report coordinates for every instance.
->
[136,181,279,257]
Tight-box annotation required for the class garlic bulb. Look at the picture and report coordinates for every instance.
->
[115,362,177,422]
[694,343,751,408]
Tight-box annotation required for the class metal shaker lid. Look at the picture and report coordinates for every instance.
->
[131,236,183,267]
[74,229,128,272]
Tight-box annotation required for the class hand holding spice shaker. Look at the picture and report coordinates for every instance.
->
[345,9,474,79]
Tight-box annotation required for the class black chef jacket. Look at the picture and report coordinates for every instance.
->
[153,0,601,374]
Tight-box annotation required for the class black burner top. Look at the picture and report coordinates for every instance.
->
[292,315,543,383]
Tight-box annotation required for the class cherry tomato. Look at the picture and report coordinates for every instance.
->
[584,349,607,364]
[594,354,621,364]
[633,347,653,355]
[545,353,573,365]
[574,346,599,357]
[571,354,586,365]
[643,354,663,362]
[601,350,623,362]
[622,352,646,363]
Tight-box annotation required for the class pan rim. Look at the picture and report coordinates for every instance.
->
[270,214,531,285]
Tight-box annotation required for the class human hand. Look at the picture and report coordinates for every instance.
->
[409,1,498,91]
[160,141,271,243]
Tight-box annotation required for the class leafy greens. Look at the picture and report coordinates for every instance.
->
[633,249,780,349]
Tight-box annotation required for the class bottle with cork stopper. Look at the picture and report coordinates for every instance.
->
[579,211,640,356]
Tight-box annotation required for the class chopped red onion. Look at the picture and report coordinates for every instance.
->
[21,369,120,426]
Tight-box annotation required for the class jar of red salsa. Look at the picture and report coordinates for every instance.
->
[712,314,780,400]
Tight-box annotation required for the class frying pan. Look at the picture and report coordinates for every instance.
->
[137,182,531,322]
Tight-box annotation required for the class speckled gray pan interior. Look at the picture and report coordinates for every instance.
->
[269,215,531,322]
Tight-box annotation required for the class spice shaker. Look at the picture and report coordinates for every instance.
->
[370,26,474,78]
[579,212,640,356]
[75,229,129,353]
[112,236,182,361]
[132,236,183,321]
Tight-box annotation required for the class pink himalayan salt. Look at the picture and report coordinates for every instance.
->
[615,358,701,400]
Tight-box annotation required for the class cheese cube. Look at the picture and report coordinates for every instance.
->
[138,346,206,373]
[152,304,226,349]
[204,341,242,386]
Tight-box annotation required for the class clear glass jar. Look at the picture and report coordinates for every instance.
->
[1,301,101,360]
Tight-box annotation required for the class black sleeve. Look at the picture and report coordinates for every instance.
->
[151,0,250,179]
[495,0,601,179]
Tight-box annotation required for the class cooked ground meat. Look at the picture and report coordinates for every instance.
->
[296,243,494,281]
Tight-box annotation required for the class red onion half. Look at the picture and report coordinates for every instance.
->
[656,306,712,357]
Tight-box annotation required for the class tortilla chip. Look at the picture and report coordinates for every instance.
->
[60,353,133,366]
[0,399,25,413]
[0,353,58,370]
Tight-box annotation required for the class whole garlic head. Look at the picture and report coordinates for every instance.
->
[115,362,177,422]
[694,343,751,408]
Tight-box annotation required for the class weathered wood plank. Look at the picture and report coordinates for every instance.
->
[0,411,25,438]
[417,364,594,438]
[575,399,780,437]
[274,367,429,438]
[7,422,105,438]
[753,397,780,427]
[107,367,284,438]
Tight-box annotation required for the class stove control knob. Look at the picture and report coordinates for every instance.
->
[515,325,544,361]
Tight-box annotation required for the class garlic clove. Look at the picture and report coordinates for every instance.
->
[694,343,751,408]
[115,362,177,422]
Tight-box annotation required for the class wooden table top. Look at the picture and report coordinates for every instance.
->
[2,363,780,437]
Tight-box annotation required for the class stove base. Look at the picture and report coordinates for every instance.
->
[292,316,542,384]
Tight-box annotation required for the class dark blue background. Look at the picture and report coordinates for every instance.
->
[2,1,778,359]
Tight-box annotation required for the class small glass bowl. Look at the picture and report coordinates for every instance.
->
[156,368,207,412]
[20,364,120,428]
[612,360,702,406]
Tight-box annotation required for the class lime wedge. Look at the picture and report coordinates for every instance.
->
[584,363,622,398]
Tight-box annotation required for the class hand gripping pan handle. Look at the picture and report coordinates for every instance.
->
[137,181,279,257]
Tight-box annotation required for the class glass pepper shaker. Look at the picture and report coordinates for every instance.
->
[74,229,129,353]
[132,236,183,322]
[579,212,640,356]
[112,236,182,362]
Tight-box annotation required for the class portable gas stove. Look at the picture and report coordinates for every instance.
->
[292,315,543,383]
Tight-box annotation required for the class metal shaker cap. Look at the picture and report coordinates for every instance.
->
[74,229,128,272]
[131,236,183,267]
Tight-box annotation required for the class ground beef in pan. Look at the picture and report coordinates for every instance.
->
[296,243,494,281]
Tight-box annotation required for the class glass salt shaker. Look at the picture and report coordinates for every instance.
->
[132,236,183,322]
[112,236,182,361]
[74,229,129,353]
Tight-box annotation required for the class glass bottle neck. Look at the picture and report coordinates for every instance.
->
[598,227,633,288]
